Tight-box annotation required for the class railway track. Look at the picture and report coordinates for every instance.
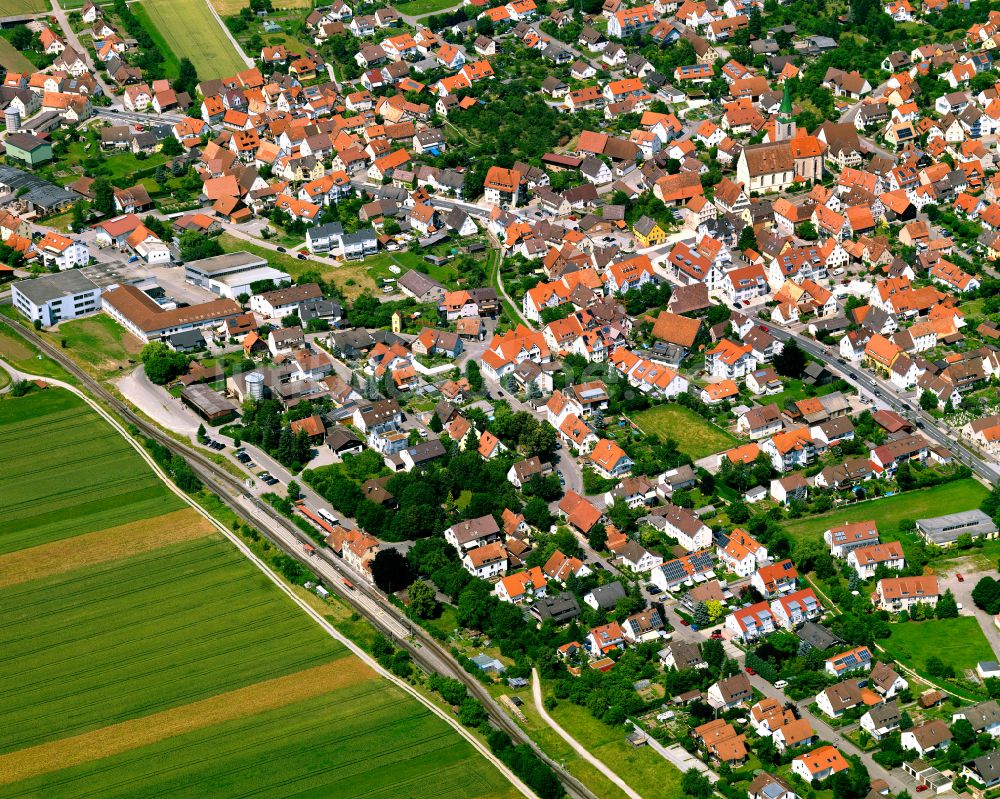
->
[4,317,598,799]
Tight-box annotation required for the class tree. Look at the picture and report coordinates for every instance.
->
[465,359,483,392]
[286,480,300,500]
[681,768,712,799]
[587,522,607,552]
[973,576,1000,615]
[179,229,224,262]
[371,548,413,593]
[935,589,959,619]
[196,423,206,442]
[429,412,443,433]
[9,25,32,50]
[92,177,114,216]
[140,341,189,385]
[951,718,975,749]
[407,578,437,618]
[71,200,88,231]
[475,14,494,34]
[176,57,198,97]
[774,341,806,377]
[693,601,710,628]
[161,136,182,156]
[919,389,939,411]
[523,496,553,530]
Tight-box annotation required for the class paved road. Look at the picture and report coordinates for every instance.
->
[50,0,118,100]
[767,326,1000,484]
[531,668,642,799]
[740,656,910,793]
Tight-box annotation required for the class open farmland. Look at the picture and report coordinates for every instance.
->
[0,36,34,72]
[141,0,249,79]
[0,0,47,13]
[0,390,183,554]
[0,388,519,798]
[0,680,519,799]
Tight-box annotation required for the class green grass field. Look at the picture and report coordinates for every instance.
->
[0,0,48,14]
[0,684,518,799]
[43,316,143,380]
[0,36,34,72]
[545,690,682,799]
[780,479,991,545]
[0,320,76,383]
[395,0,464,15]
[0,538,344,753]
[631,403,738,460]
[141,0,248,79]
[0,390,182,553]
[0,389,518,798]
[130,2,182,79]
[880,617,994,677]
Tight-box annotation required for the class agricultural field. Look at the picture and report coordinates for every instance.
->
[211,0,310,13]
[631,403,738,460]
[1,389,183,554]
[0,0,47,14]
[780,479,991,546]
[0,388,519,798]
[0,36,34,72]
[880,617,994,678]
[395,0,464,15]
[141,0,248,79]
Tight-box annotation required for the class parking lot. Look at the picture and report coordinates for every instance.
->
[82,259,219,306]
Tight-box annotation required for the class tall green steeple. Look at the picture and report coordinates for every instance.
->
[776,82,795,141]
[779,82,793,117]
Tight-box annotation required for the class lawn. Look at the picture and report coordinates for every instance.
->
[0,36,34,73]
[41,315,143,380]
[880,617,995,678]
[395,0,464,15]
[140,0,248,79]
[545,688,683,799]
[1,683,520,799]
[219,233,386,299]
[631,403,738,460]
[780,479,991,545]
[0,390,183,553]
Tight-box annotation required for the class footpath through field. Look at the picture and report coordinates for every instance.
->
[531,669,644,799]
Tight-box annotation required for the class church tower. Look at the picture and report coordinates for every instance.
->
[775,82,795,142]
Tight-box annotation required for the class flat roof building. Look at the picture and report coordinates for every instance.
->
[184,251,291,299]
[917,510,998,546]
[180,383,238,424]
[11,270,102,326]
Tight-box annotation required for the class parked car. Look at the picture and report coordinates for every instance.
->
[276,246,286,252]
[745,666,756,675]
[957,573,964,582]
[679,619,690,626]
[774,680,788,689]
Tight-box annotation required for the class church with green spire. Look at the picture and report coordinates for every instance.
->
[775,83,795,142]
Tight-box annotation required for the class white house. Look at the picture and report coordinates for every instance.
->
[11,271,102,327]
